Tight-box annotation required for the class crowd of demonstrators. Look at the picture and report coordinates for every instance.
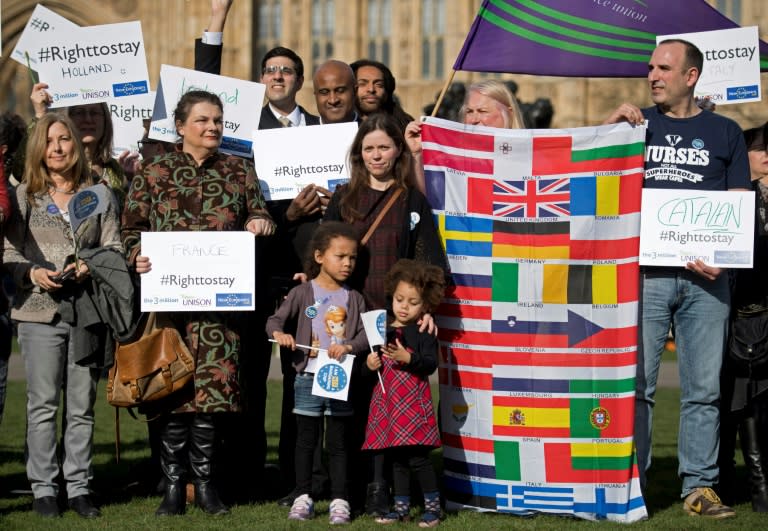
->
[323,113,448,517]
[195,3,330,501]
[2,113,125,518]
[719,122,768,513]
[604,38,750,519]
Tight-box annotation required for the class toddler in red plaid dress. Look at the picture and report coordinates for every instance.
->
[363,259,446,527]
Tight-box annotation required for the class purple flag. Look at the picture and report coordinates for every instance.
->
[455,0,768,77]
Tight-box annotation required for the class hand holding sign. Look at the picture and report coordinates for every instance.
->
[362,309,387,394]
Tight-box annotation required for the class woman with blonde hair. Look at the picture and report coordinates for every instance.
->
[30,83,138,205]
[406,79,526,194]
[3,113,122,519]
[459,80,526,129]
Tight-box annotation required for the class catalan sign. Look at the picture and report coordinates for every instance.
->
[639,188,755,267]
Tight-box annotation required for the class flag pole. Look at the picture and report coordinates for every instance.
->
[372,349,386,394]
[430,69,458,117]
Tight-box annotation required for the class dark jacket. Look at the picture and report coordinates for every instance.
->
[324,185,449,274]
[58,247,136,368]
[259,105,320,129]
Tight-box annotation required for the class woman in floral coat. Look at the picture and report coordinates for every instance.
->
[121,90,275,516]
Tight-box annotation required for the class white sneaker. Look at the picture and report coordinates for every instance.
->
[288,494,314,521]
[329,498,351,525]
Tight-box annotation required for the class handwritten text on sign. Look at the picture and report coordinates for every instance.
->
[140,231,256,311]
[639,189,755,268]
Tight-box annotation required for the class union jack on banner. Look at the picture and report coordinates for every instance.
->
[493,178,570,218]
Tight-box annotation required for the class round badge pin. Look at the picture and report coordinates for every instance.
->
[305,305,318,319]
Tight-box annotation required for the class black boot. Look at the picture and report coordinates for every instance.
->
[740,411,768,512]
[365,482,390,516]
[717,407,739,505]
[189,413,229,515]
[156,414,191,516]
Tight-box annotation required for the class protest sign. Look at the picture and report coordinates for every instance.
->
[10,4,78,67]
[33,21,149,107]
[311,351,355,401]
[150,65,265,158]
[68,184,111,234]
[252,122,356,200]
[109,91,155,156]
[140,231,256,312]
[639,189,755,267]
[658,27,761,105]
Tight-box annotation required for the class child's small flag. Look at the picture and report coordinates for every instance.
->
[362,309,387,347]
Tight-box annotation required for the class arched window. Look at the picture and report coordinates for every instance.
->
[311,0,335,67]
[421,0,445,79]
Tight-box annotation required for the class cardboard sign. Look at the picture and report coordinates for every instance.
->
[150,64,265,158]
[33,21,150,107]
[140,231,256,311]
[109,91,155,156]
[639,189,755,267]
[10,4,78,67]
[252,122,356,200]
[311,351,355,401]
[658,27,761,105]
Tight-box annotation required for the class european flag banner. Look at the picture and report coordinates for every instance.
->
[426,117,648,523]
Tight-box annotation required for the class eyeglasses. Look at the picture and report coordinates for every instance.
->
[263,65,296,76]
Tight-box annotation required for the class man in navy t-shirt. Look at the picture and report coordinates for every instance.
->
[604,38,749,519]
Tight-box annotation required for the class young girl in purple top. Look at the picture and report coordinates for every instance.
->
[267,221,368,524]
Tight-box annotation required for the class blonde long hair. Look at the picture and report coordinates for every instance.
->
[460,80,525,129]
[24,113,92,204]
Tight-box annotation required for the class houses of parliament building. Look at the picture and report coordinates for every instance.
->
[1,0,767,128]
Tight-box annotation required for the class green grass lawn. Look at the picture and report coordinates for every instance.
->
[0,360,759,530]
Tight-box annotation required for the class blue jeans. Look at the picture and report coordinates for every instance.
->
[635,269,729,497]
[293,372,353,417]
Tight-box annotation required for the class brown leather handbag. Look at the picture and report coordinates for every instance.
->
[106,312,195,407]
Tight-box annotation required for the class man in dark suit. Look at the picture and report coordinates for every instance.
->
[258,48,320,129]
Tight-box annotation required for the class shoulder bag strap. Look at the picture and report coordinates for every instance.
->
[361,188,403,246]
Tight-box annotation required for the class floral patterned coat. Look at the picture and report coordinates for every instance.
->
[121,149,273,413]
